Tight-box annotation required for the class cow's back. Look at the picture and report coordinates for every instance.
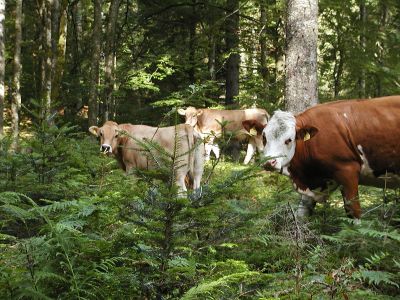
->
[197,108,268,134]
[296,96,400,183]
[119,124,193,170]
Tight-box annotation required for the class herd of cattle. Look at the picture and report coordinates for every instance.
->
[89,95,400,221]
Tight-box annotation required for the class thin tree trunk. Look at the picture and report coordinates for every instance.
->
[66,0,82,116]
[51,0,67,105]
[188,1,196,84]
[42,0,53,122]
[0,0,5,138]
[333,43,343,98]
[11,0,22,152]
[358,0,366,98]
[225,0,240,105]
[285,0,318,113]
[208,34,216,81]
[259,0,269,100]
[102,0,120,123]
[88,0,102,126]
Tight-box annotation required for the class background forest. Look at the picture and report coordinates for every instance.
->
[0,0,400,299]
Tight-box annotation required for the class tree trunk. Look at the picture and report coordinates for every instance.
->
[65,0,82,117]
[11,0,22,152]
[102,0,120,123]
[0,0,5,138]
[208,34,216,81]
[225,0,240,105]
[88,0,102,126]
[188,1,196,84]
[285,0,318,113]
[41,0,53,122]
[358,0,366,98]
[259,0,269,100]
[51,0,67,106]
[333,43,343,98]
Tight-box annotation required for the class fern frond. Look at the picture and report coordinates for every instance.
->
[356,269,399,288]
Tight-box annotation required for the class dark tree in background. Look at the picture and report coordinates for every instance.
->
[225,0,240,105]
[88,0,102,127]
[285,0,319,113]
[10,0,22,151]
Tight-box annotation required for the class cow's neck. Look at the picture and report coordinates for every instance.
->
[113,137,128,172]
[288,141,315,191]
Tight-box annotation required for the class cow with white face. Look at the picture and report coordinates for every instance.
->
[178,106,269,164]
[262,110,298,174]
[247,96,400,220]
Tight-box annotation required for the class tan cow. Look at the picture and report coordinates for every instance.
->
[89,121,205,194]
[178,107,269,164]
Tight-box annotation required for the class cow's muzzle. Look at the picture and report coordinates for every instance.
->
[100,144,112,154]
[263,158,280,172]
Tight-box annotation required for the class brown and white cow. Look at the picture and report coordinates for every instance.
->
[248,96,400,220]
[178,107,269,164]
[89,121,205,193]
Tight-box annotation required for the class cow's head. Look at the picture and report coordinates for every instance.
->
[261,110,318,170]
[242,119,267,151]
[89,121,120,155]
[178,107,203,127]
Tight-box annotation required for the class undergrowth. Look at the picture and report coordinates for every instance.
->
[0,122,399,299]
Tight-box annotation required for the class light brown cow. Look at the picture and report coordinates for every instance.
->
[89,121,205,193]
[178,107,269,164]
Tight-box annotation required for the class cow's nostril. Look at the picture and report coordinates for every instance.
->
[101,144,111,153]
[269,159,277,166]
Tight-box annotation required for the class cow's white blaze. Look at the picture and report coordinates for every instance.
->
[262,110,297,170]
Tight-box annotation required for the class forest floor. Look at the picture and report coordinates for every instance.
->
[0,131,399,299]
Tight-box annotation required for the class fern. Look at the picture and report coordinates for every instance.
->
[181,271,266,300]
[356,269,399,288]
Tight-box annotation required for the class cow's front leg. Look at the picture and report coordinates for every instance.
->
[334,164,362,220]
[296,194,317,218]
[210,143,220,159]
[176,175,187,198]
[204,143,212,161]
[243,138,256,164]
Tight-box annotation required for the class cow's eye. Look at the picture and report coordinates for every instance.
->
[99,132,103,137]
[285,138,292,145]
[263,135,267,146]
[115,133,119,138]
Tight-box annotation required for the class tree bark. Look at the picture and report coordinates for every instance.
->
[11,0,22,152]
[0,0,5,138]
[188,9,196,83]
[358,0,366,98]
[285,0,318,113]
[102,0,121,123]
[225,0,240,105]
[65,0,82,117]
[208,34,216,81]
[51,0,67,106]
[41,0,53,122]
[259,0,269,100]
[88,0,102,126]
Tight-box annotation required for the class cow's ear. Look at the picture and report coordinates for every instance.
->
[89,126,100,136]
[177,108,186,116]
[196,109,203,116]
[296,126,318,141]
[242,120,265,136]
